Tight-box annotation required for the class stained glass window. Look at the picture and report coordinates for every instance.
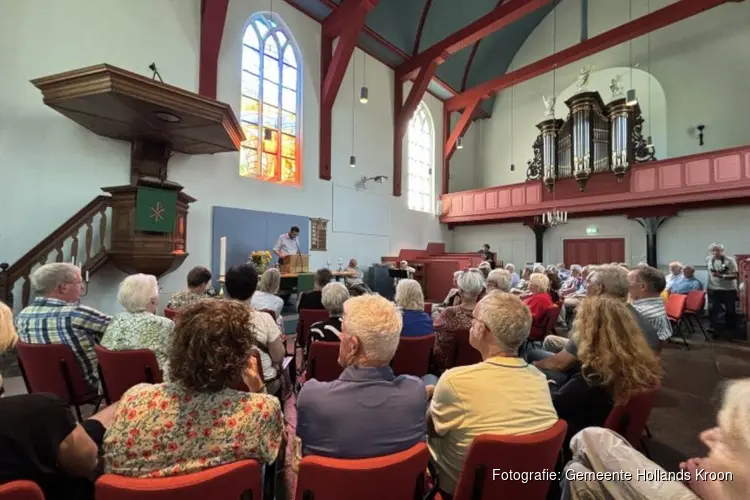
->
[240,13,301,184]
[407,102,434,213]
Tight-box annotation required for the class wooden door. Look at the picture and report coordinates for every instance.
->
[563,238,626,267]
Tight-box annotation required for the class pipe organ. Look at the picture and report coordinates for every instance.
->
[527,91,656,191]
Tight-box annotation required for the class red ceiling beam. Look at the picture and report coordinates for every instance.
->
[392,62,437,196]
[198,0,230,98]
[398,0,553,82]
[442,98,480,194]
[412,0,435,55]
[319,0,378,181]
[447,0,732,111]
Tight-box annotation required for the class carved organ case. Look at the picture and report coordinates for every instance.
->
[528,91,656,191]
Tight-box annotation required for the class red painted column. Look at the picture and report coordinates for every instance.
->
[198,0,230,99]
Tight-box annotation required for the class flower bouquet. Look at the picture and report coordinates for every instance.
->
[249,250,273,274]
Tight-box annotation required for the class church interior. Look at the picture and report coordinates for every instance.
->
[2,0,750,498]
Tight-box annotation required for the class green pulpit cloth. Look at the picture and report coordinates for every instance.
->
[135,187,177,233]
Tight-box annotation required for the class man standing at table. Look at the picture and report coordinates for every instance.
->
[273,226,301,266]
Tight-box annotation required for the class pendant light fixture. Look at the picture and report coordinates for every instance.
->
[266,0,276,143]
[359,52,369,104]
[509,61,515,173]
[350,52,356,168]
[625,0,638,106]
[646,0,654,151]
[456,137,464,150]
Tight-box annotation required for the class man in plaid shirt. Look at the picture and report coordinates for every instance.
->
[16,263,111,390]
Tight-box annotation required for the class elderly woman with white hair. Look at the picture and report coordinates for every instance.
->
[433,271,463,317]
[523,273,554,326]
[101,274,174,376]
[665,261,683,292]
[432,269,485,372]
[251,268,285,329]
[395,279,433,336]
[485,269,512,293]
[308,282,350,344]
[505,263,520,287]
[297,294,426,459]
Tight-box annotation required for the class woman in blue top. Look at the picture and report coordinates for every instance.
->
[395,279,433,337]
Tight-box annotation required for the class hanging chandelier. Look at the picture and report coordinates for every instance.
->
[536,209,568,227]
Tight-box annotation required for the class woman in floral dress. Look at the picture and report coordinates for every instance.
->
[432,269,485,373]
[102,299,284,478]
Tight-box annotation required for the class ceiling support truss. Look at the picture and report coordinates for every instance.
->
[198,0,230,99]
[442,98,480,194]
[319,0,378,181]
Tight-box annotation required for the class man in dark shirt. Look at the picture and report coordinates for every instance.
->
[0,394,112,500]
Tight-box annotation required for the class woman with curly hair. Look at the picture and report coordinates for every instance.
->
[102,299,284,478]
[552,295,661,447]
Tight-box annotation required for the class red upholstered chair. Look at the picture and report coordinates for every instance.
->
[424,303,433,315]
[528,305,561,343]
[0,480,45,500]
[95,346,163,403]
[683,290,709,340]
[15,341,101,421]
[665,293,689,349]
[95,459,263,500]
[604,383,661,457]
[227,351,265,392]
[449,330,482,369]
[296,309,329,352]
[448,420,568,500]
[163,307,179,320]
[307,341,343,382]
[295,442,430,500]
[391,334,434,377]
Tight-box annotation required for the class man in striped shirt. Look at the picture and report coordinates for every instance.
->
[627,265,672,343]
[16,263,111,390]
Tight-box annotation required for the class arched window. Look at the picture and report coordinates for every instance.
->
[407,101,434,213]
[240,13,301,185]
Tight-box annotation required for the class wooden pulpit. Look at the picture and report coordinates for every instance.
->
[282,254,309,274]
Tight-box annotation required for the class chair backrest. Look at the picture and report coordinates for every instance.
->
[164,307,178,320]
[452,420,568,500]
[528,305,560,342]
[0,480,45,500]
[391,334,434,377]
[95,459,262,500]
[684,290,706,313]
[295,442,429,500]
[95,346,163,402]
[15,341,92,403]
[259,308,277,321]
[665,293,688,321]
[297,309,330,349]
[227,352,265,392]
[308,341,343,382]
[604,383,661,447]
[424,303,433,315]
[451,329,482,368]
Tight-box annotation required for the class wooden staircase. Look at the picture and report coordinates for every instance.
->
[0,195,111,310]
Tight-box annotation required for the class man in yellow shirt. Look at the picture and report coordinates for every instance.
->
[426,292,559,495]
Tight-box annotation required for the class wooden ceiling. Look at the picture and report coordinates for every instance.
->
[31,64,244,155]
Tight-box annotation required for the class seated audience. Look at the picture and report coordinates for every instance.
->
[669,264,704,294]
[101,274,174,377]
[627,265,673,343]
[433,269,484,372]
[296,294,426,458]
[251,268,285,328]
[399,260,416,277]
[433,271,463,316]
[560,265,583,294]
[530,265,659,385]
[0,301,18,389]
[309,282,349,344]
[545,269,562,302]
[15,263,111,390]
[169,266,212,310]
[344,258,371,296]
[225,264,286,395]
[103,299,283,478]
[506,263,520,287]
[513,267,533,292]
[665,261,683,291]
[552,296,661,446]
[395,279,432,337]
[523,273,554,325]
[297,268,333,311]
[486,269,512,293]
[557,262,570,279]
[427,292,558,496]
[0,394,117,500]
[477,261,492,280]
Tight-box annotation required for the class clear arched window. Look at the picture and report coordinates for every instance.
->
[240,13,301,185]
[407,101,434,213]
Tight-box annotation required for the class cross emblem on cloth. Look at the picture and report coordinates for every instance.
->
[150,202,165,222]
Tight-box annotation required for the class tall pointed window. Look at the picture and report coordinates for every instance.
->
[240,13,301,185]
[407,101,434,213]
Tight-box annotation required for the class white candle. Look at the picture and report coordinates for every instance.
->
[219,236,227,276]
[85,270,89,282]
[71,256,76,266]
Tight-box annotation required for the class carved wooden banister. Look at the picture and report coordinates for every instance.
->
[0,195,111,309]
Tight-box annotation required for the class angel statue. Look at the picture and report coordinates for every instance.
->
[610,73,625,98]
[576,65,594,91]
[542,95,556,117]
